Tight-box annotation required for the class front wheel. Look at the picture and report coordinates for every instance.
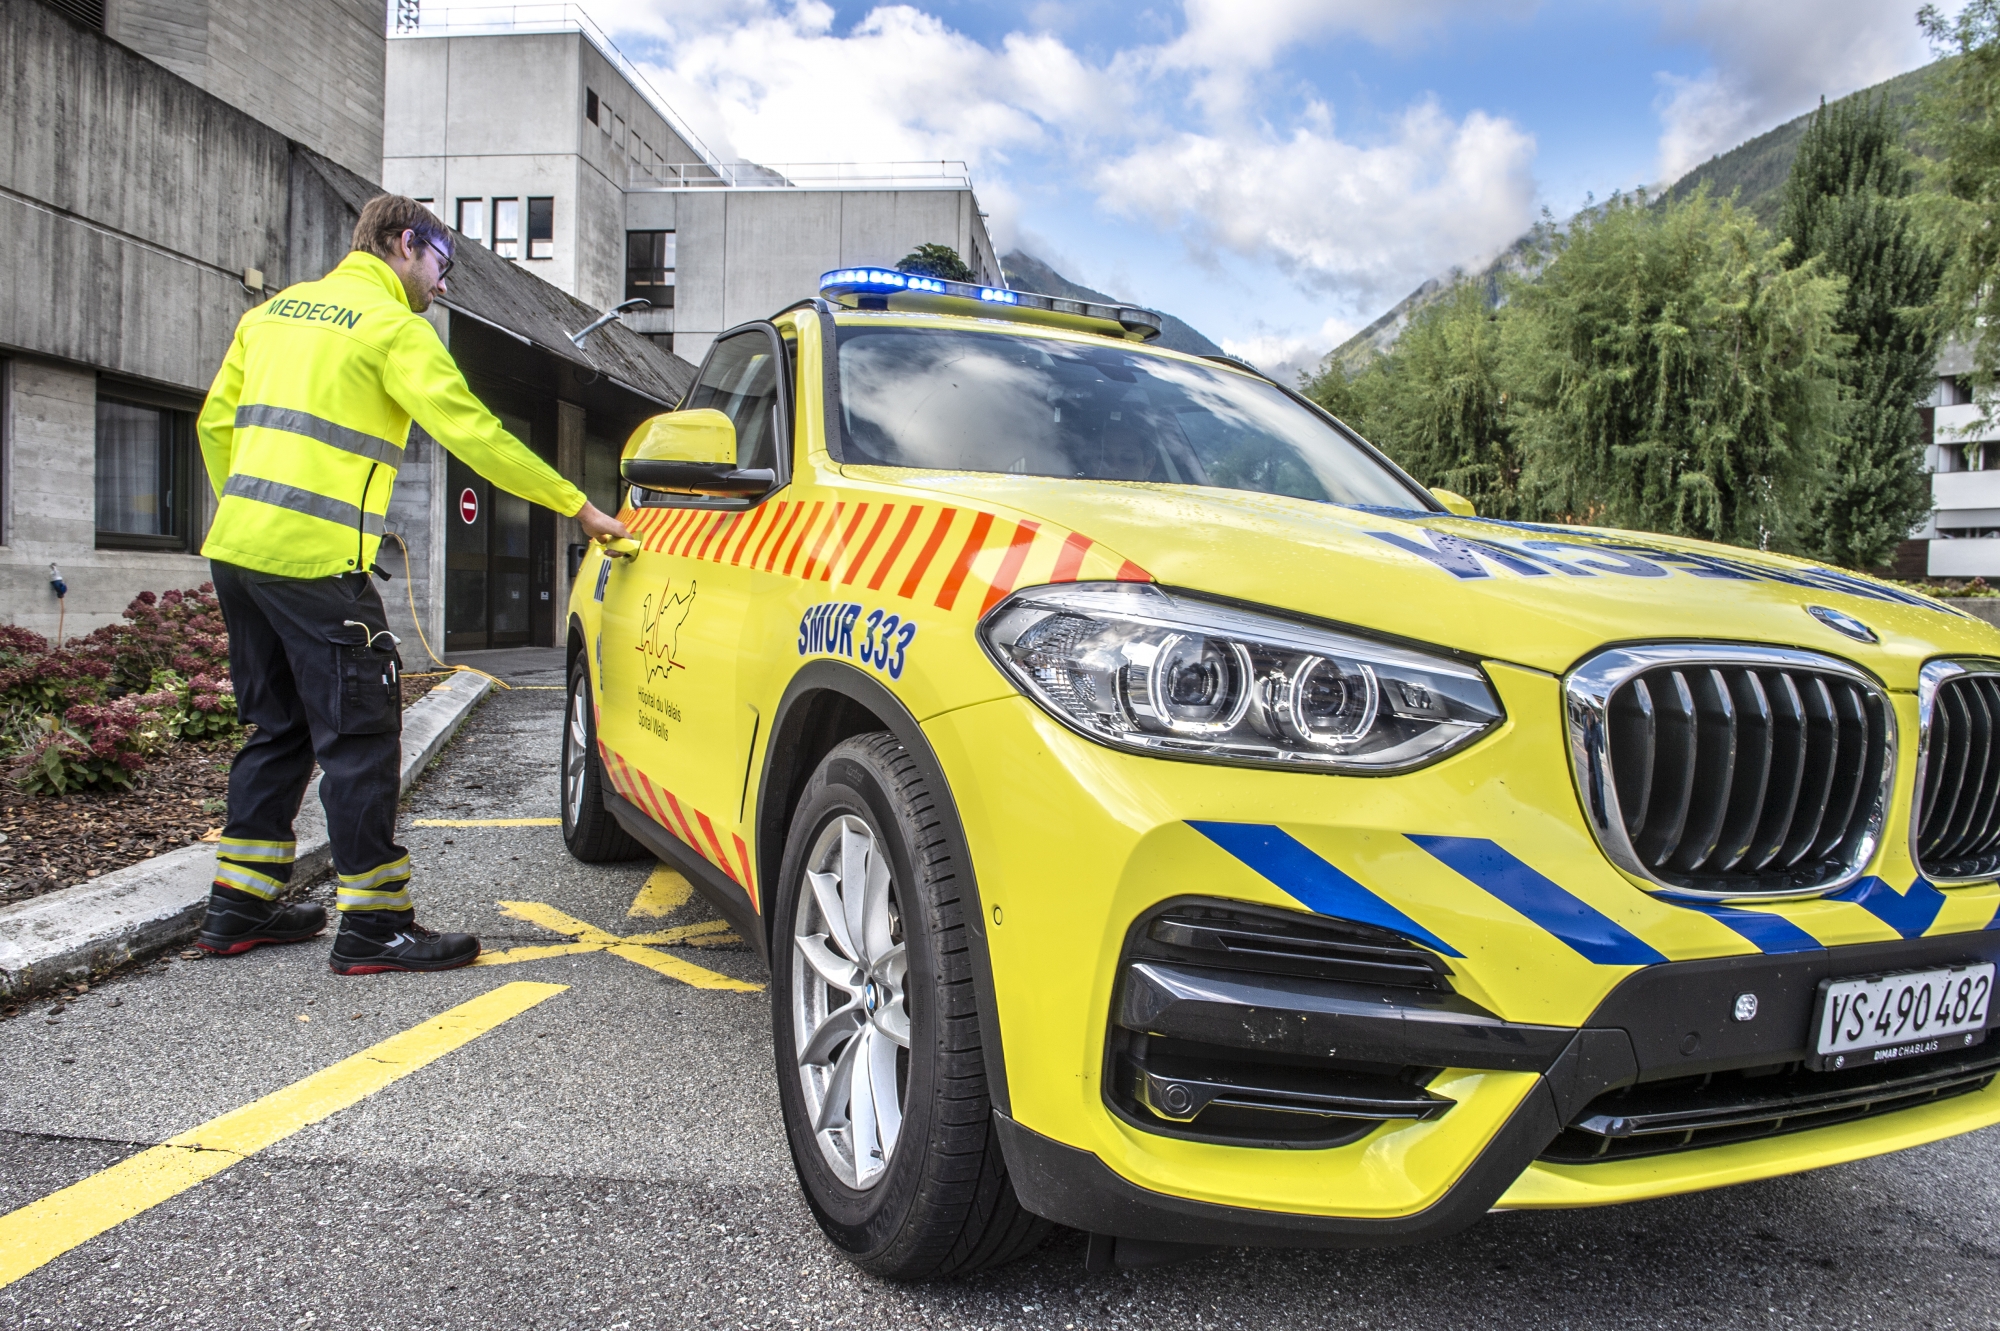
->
[560,653,646,862]
[771,733,1048,1280]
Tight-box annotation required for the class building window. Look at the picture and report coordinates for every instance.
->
[415,197,436,213]
[626,230,675,306]
[586,88,600,126]
[456,198,485,244]
[493,198,520,259]
[528,197,554,260]
[95,396,192,551]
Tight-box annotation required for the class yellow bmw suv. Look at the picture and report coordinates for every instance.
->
[561,268,2000,1278]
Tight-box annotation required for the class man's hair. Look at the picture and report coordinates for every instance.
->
[352,194,451,262]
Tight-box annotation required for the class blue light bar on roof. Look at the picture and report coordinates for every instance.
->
[817,267,1163,343]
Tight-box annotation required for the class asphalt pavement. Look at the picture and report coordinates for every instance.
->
[5,649,2000,1329]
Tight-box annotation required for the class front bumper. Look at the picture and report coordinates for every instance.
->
[922,665,2000,1239]
[1000,929,2000,1245]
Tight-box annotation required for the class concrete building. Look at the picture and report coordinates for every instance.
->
[1916,343,2000,579]
[382,8,1000,366]
[2,0,691,650]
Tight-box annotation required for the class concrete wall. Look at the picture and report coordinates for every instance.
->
[1,359,212,640]
[381,27,1002,360]
[657,187,1001,366]
[105,0,385,180]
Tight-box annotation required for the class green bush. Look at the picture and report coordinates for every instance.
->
[12,692,174,795]
[150,669,240,742]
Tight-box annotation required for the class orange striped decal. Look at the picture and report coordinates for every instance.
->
[1051,531,1093,582]
[1116,560,1152,582]
[820,503,870,582]
[869,506,925,592]
[731,835,759,912]
[729,505,768,564]
[935,511,995,611]
[754,501,795,568]
[694,810,737,886]
[800,502,844,581]
[782,502,824,576]
[841,504,895,586]
[696,513,731,561]
[898,508,957,599]
[978,520,1040,615]
[671,512,708,557]
[654,779,703,853]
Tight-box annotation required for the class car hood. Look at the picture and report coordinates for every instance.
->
[856,470,2000,687]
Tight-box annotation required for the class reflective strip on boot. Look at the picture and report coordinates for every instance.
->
[214,861,286,900]
[217,837,296,864]
[336,856,413,911]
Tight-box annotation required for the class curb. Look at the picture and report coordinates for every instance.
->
[0,672,496,997]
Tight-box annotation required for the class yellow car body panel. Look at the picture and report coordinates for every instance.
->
[571,305,2000,1241]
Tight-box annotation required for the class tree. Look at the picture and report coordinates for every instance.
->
[897,243,976,282]
[1781,94,1943,568]
[1303,280,1522,517]
[1919,3,2000,395]
[1504,189,1847,551]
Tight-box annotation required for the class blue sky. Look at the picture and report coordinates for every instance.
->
[585,0,1941,375]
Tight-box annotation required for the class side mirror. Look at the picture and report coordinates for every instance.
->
[1430,487,1476,517]
[620,408,775,498]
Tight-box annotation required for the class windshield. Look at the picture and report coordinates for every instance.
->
[834,325,1427,509]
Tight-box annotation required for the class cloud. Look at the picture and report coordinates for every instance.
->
[587,0,1540,315]
[1097,101,1539,308]
[1650,0,1935,184]
[1224,316,1360,383]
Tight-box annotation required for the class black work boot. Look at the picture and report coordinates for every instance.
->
[194,886,328,956]
[328,909,480,975]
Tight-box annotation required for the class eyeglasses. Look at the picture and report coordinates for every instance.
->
[422,235,454,281]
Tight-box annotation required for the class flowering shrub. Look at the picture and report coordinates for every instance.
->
[13,692,174,794]
[151,669,240,741]
[72,585,231,693]
[0,624,109,716]
[2,583,234,791]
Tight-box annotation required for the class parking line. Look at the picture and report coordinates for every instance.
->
[629,865,693,917]
[412,818,561,827]
[495,900,760,991]
[0,981,566,1291]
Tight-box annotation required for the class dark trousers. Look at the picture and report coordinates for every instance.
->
[210,560,413,913]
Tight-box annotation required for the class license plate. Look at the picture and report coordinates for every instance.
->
[1808,964,1995,1070]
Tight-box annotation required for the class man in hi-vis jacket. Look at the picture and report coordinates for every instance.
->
[192,194,630,974]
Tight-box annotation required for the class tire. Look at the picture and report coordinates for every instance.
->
[771,732,1049,1280]
[560,654,647,863]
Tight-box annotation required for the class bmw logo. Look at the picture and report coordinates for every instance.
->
[1806,605,1878,643]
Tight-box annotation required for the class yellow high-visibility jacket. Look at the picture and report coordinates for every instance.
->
[198,250,587,579]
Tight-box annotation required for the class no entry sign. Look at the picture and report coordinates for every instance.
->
[459,488,479,524]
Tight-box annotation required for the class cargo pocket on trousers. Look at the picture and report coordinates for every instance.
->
[334,642,403,734]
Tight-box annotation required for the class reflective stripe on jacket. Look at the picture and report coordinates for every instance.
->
[198,251,587,579]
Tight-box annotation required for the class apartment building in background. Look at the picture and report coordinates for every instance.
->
[2,0,692,651]
[381,7,1001,367]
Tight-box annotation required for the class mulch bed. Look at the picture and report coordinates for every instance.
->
[0,671,450,909]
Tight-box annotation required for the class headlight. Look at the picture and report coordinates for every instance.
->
[979,583,1503,773]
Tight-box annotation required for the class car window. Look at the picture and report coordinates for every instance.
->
[834,327,1425,509]
[685,331,782,471]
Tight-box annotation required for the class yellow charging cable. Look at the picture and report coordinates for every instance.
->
[378,532,511,692]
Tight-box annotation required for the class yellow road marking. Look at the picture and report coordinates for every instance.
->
[472,941,603,967]
[412,818,561,828]
[629,865,693,917]
[494,900,758,990]
[624,920,735,946]
[609,944,760,991]
[0,981,565,1290]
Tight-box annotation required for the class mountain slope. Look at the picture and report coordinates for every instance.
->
[1000,251,1224,358]
[1661,61,1940,228]
[1323,58,1946,377]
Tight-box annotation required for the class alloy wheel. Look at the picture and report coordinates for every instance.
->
[564,680,589,829]
[791,814,909,1190]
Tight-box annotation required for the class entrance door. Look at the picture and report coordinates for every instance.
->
[444,411,538,651]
